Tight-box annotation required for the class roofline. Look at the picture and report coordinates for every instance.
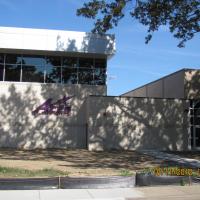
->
[120,68,195,96]
[0,26,115,38]
[88,95,187,100]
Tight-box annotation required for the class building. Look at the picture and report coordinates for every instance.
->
[0,26,115,149]
[88,69,200,151]
[0,26,199,151]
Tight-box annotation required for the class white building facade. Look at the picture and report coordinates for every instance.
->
[0,27,115,149]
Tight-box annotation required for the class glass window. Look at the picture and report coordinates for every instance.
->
[194,117,200,125]
[46,56,61,67]
[190,126,194,147]
[0,64,4,81]
[5,64,21,82]
[0,54,4,64]
[95,59,106,68]
[62,57,77,68]
[62,67,78,84]
[5,54,22,65]
[22,55,46,66]
[46,66,61,83]
[79,58,94,68]
[94,68,106,85]
[22,65,44,83]
[78,68,94,85]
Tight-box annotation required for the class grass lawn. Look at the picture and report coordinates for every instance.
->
[0,149,181,178]
[0,166,69,178]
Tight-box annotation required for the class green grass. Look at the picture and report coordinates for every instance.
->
[119,169,134,176]
[0,166,69,178]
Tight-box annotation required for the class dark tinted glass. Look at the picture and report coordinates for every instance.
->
[190,126,194,147]
[0,54,4,63]
[79,58,94,68]
[0,64,4,81]
[196,128,200,146]
[95,59,106,68]
[94,68,106,85]
[62,57,77,67]
[62,67,77,84]
[46,66,61,83]
[5,64,21,82]
[46,56,61,67]
[22,55,46,66]
[6,54,22,64]
[22,65,44,83]
[194,108,200,116]
[194,117,200,125]
[78,68,94,84]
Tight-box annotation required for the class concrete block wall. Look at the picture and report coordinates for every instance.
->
[87,96,190,151]
[0,82,106,149]
[185,69,200,99]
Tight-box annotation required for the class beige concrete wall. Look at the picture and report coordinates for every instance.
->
[87,96,190,151]
[0,82,106,149]
[185,69,200,99]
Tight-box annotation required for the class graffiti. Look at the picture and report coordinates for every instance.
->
[32,96,73,116]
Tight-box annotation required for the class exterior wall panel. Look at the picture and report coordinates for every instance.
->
[123,86,147,97]
[87,96,190,151]
[185,69,200,99]
[0,82,106,149]
[163,70,184,98]
[0,27,115,56]
[122,70,185,99]
[147,79,163,98]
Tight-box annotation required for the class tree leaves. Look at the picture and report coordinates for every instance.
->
[77,0,200,47]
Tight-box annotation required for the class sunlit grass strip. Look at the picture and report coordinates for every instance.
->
[0,166,69,178]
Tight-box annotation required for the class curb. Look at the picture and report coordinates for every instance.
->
[135,173,200,186]
[0,176,135,190]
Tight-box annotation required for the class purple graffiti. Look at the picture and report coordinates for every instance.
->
[32,96,73,116]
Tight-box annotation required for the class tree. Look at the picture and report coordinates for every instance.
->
[77,0,200,47]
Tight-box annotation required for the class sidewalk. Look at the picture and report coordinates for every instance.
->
[139,150,200,168]
[0,186,200,200]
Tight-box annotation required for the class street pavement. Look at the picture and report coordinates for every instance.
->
[0,185,200,200]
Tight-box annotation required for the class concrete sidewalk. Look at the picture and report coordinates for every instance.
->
[0,186,200,200]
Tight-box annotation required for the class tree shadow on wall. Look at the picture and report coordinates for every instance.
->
[185,69,200,99]
[56,33,114,54]
[87,96,190,151]
[0,83,96,149]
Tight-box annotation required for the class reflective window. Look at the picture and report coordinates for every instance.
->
[94,68,106,85]
[0,64,4,81]
[62,57,77,68]
[62,67,78,84]
[78,68,94,84]
[0,54,4,64]
[6,54,22,65]
[5,64,21,82]
[0,54,107,85]
[79,58,94,68]
[46,56,61,67]
[22,65,44,83]
[46,66,61,83]
[95,59,106,68]
[22,55,46,66]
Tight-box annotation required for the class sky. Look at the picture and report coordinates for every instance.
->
[0,0,199,95]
